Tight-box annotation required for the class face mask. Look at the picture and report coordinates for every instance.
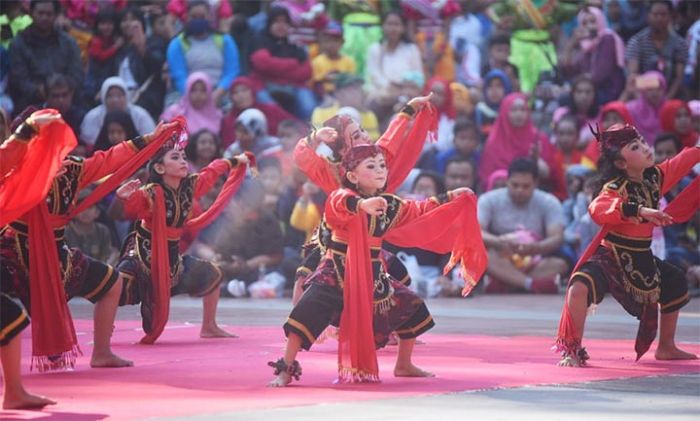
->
[186,18,211,37]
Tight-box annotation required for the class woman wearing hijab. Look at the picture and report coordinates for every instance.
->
[249,6,316,120]
[80,77,156,146]
[220,76,297,149]
[626,71,667,146]
[479,92,564,197]
[660,100,699,148]
[561,6,626,104]
[161,72,222,136]
[475,69,512,139]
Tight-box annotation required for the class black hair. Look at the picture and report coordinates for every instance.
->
[266,6,292,32]
[507,158,538,179]
[453,118,477,136]
[554,112,578,130]
[654,132,682,152]
[93,5,120,35]
[184,129,222,162]
[45,73,74,92]
[445,155,476,170]
[29,0,59,12]
[488,32,511,48]
[570,74,599,119]
[649,0,674,12]
[187,0,210,12]
[592,147,625,197]
[381,10,412,44]
[94,110,139,153]
[118,6,146,34]
[411,170,447,195]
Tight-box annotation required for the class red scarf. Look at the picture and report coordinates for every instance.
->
[0,115,76,226]
[140,153,255,344]
[337,192,487,381]
[24,119,183,370]
[556,175,700,359]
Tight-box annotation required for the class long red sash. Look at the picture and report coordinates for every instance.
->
[139,153,254,344]
[24,118,184,370]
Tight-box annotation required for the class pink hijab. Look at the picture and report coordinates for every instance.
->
[626,71,667,145]
[578,7,626,69]
[161,72,223,135]
[479,93,556,191]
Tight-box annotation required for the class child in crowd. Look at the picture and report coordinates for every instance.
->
[276,119,307,177]
[85,7,124,103]
[435,119,480,175]
[93,110,139,153]
[312,20,357,97]
[65,189,119,266]
[475,69,512,139]
[185,129,222,172]
[553,114,584,176]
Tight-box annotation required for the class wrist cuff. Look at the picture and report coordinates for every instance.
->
[622,202,641,218]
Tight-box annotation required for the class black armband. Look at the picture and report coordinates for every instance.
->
[14,122,37,141]
[621,202,641,218]
[346,196,361,213]
[130,135,148,150]
[435,193,450,204]
[226,157,238,168]
[399,104,416,117]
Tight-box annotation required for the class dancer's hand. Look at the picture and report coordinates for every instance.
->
[144,121,178,143]
[27,110,62,129]
[639,207,673,226]
[117,179,142,200]
[450,187,474,198]
[235,153,250,166]
[359,197,387,216]
[315,127,338,144]
[407,92,433,109]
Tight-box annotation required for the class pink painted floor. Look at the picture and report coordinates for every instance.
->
[2,320,699,420]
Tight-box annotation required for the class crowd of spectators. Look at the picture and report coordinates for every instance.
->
[1,0,698,299]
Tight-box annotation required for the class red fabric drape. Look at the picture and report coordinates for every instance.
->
[338,212,379,382]
[385,193,487,296]
[0,114,76,226]
[139,152,254,344]
[663,177,699,223]
[23,118,183,369]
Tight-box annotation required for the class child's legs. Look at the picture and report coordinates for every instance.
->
[565,269,607,344]
[283,283,343,353]
[176,256,231,336]
[656,260,695,358]
[1,294,30,396]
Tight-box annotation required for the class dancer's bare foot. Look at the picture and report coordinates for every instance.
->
[267,372,292,387]
[655,345,698,360]
[2,390,56,410]
[200,325,238,338]
[90,352,134,368]
[394,363,435,377]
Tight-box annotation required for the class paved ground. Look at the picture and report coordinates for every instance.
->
[68,292,700,421]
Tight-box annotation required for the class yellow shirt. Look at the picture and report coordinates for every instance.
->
[311,102,380,141]
[290,201,321,242]
[312,53,357,93]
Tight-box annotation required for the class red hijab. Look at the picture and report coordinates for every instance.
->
[478,93,555,191]
[660,100,699,148]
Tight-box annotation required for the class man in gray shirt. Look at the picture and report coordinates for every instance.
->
[478,159,569,293]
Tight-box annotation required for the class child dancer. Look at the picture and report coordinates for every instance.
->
[1,109,69,409]
[292,95,437,303]
[269,144,486,386]
[556,123,699,366]
[115,138,253,344]
[1,111,177,371]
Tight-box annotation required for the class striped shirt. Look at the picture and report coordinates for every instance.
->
[625,27,689,84]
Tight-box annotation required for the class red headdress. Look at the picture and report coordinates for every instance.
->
[341,144,383,173]
[323,114,368,158]
[589,123,641,153]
